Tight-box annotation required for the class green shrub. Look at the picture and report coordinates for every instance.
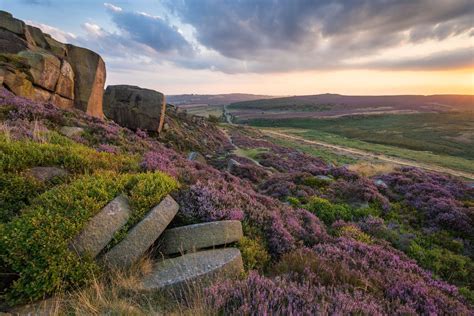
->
[0,173,45,223]
[302,176,332,188]
[303,197,352,225]
[334,225,373,244]
[303,197,380,226]
[407,242,473,286]
[238,236,271,271]
[286,196,301,207]
[0,171,179,304]
[0,139,139,173]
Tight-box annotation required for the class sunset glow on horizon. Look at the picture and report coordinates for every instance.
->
[2,0,473,96]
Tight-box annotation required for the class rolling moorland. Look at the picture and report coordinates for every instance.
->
[0,10,473,315]
[223,95,474,177]
[169,93,277,118]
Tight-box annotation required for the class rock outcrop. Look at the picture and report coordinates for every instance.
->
[103,85,166,131]
[0,10,105,117]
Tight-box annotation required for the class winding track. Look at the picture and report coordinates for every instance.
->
[261,129,474,180]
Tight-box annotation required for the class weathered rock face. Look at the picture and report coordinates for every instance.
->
[66,45,105,117]
[0,10,105,117]
[103,85,165,131]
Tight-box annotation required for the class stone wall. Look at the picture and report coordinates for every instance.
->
[0,11,105,118]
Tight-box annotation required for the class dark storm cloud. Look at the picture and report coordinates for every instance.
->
[106,7,193,54]
[165,0,474,72]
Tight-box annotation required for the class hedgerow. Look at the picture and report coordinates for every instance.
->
[0,171,178,304]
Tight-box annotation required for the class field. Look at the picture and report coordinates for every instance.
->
[176,104,224,118]
[245,112,474,175]
[228,94,473,121]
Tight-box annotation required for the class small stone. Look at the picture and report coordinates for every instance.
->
[227,158,241,171]
[157,220,243,255]
[70,195,131,258]
[102,195,179,268]
[187,151,206,164]
[27,166,68,183]
[140,248,243,297]
[315,175,333,182]
[59,126,84,138]
[374,179,388,189]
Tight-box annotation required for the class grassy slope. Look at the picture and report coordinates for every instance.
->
[246,113,474,174]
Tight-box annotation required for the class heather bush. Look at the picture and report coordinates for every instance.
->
[380,167,473,236]
[327,177,390,211]
[0,171,178,304]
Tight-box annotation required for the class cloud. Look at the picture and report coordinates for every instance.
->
[103,2,122,13]
[26,20,77,43]
[164,0,474,72]
[367,47,474,71]
[105,4,193,54]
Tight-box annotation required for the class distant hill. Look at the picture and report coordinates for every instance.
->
[168,93,276,106]
[227,93,474,121]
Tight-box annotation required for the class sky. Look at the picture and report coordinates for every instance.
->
[1,0,473,95]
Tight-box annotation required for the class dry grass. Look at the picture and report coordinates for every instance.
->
[10,257,217,315]
[32,119,50,143]
[0,122,11,142]
[348,162,397,177]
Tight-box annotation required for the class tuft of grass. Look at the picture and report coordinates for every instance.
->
[348,162,397,177]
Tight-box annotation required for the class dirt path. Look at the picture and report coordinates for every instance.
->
[261,129,474,180]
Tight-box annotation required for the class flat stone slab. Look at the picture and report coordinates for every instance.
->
[102,195,178,268]
[59,126,84,138]
[140,248,243,295]
[27,166,68,183]
[70,195,130,258]
[157,220,243,255]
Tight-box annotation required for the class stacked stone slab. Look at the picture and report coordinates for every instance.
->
[0,10,105,117]
[140,248,243,296]
[157,220,243,255]
[70,192,244,298]
[102,195,179,267]
[70,195,131,258]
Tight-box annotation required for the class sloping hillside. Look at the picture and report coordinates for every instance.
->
[228,93,474,121]
[1,88,473,314]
